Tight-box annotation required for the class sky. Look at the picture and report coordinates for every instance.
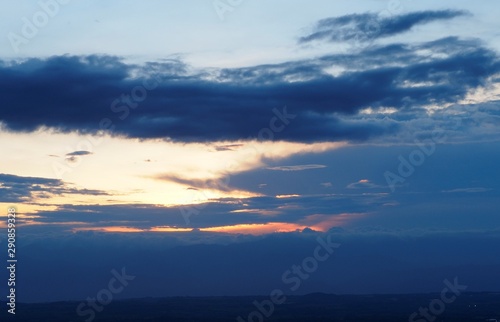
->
[0,0,500,305]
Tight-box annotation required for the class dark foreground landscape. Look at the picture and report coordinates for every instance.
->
[1,292,499,321]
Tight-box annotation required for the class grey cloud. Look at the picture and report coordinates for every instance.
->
[0,36,497,143]
[300,10,468,44]
[66,150,93,156]
[266,164,327,171]
[0,173,108,203]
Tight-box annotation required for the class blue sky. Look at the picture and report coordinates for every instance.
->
[1,0,500,303]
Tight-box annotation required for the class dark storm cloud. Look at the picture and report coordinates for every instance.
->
[0,38,497,143]
[299,10,468,44]
[0,173,108,202]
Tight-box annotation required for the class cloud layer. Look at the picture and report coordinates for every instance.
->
[300,10,467,44]
[0,34,497,143]
[0,173,107,202]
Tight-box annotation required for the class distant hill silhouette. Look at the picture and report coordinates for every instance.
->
[1,292,499,321]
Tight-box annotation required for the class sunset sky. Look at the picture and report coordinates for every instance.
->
[1,0,500,303]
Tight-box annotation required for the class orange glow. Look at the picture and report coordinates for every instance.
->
[201,213,365,235]
[200,222,313,235]
[73,226,145,233]
[150,226,193,232]
[55,214,366,235]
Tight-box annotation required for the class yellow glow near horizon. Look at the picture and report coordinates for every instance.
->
[0,203,57,217]
[73,226,145,233]
[20,212,366,234]
[149,226,194,232]
[199,223,310,235]
[198,213,365,235]
[0,129,346,209]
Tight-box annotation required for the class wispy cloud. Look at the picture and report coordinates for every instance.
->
[213,144,244,151]
[442,187,492,193]
[0,33,497,144]
[300,10,468,44]
[266,164,327,171]
[66,150,93,156]
[65,150,93,163]
[156,174,233,192]
[0,173,108,203]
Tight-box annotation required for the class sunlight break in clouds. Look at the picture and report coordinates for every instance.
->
[0,128,345,210]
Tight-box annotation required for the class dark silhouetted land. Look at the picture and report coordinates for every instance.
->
[1,292,499,321]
